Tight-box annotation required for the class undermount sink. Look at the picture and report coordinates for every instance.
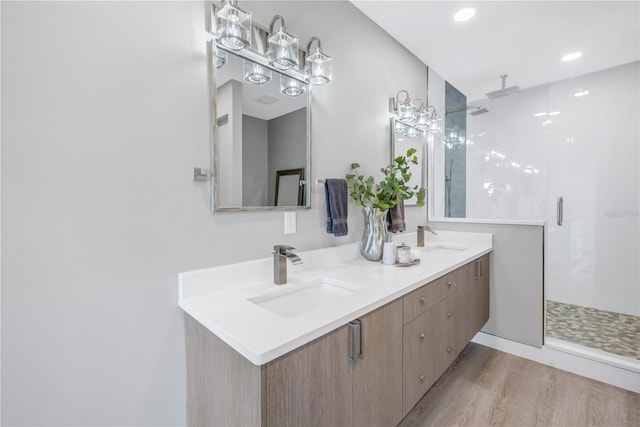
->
[248,278,362,318]
[421,244,467,255]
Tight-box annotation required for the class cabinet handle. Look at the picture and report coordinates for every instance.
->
[447,346,453,353]
[475,259,481,279]
[447,311,454,318]
[419,296,425,305]
[419,375,426,383]
[347,322,357,362]
[479,259,483,278]
[419,333,425,340]
[557,197,563,226]
[356,319,364,360]
[447,281,455,287]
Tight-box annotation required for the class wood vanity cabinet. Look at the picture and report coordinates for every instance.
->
[186,299,403,427]
[185,255,489,426]
[402,255,491,414]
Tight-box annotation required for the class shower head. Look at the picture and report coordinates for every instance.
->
[445,104,489,115]
[470,107,489,116]
[485,74,520,99]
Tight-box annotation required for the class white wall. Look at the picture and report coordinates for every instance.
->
[1,1,428,424]
[463,62,639,316]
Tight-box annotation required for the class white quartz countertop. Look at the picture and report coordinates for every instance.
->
[179,230,492,365]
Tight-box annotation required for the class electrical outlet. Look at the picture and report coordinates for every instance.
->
[284,211,297,234]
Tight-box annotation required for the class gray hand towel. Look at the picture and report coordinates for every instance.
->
[324,179,348,237]
[387,199,406,233]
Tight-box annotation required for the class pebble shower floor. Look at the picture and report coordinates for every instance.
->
[546,300,640,360]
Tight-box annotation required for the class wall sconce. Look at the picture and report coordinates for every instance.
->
[267,15,298,70]
[209,2,333,87]
[305,37,333,85]
[281,75,306,97]
[244,60,272,86]
[213,0,252,51]
[390,90,442,134]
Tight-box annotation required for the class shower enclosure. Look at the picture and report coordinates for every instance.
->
[438,61,639,367]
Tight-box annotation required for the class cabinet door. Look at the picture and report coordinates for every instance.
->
[265,326,353,427]
[353,299,403,427]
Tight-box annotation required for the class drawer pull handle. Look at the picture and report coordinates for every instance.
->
[419,375,426,383]
[419,333,425,340]
[447,346,453,353]
[448,281,455,287]
[447,311,454,318]
[419,296,425,305]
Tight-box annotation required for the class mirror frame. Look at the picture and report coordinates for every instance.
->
[208,41,312,212]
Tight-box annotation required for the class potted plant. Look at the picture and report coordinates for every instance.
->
[346,148,425,261]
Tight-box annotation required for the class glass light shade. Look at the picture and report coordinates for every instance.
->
[428,117,442,134]
[280,75,305,97]
[268,30,298,70]
[244,60,272,86]
[305,49,332,85]
[215,47,228,70]
[394,120,405,132]
[405,126,419,138]
[416,109,427,126]
[398,100,414,121]
[216,2,252,51]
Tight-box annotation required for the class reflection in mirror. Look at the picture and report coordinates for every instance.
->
[275,168,304,206]
[443,81,467,218]
[211,43,310,211]
[390,118,426,206]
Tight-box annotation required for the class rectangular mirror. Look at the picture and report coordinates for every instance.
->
[209,42,311,211]
[390,118,426,206]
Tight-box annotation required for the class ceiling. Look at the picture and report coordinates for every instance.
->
[351,1,640,101]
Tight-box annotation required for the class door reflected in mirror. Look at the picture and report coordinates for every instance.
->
[211,42,311,211]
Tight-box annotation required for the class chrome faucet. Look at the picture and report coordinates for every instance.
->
[417,225,438,247]
[273,245,303,285]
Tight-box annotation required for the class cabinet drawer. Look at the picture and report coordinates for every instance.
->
[403,283,435,324]
[435,333,460,379]
[403,344,436,415]
[432,270,459,303]
[403,309,437,415]
[436,293,458,333]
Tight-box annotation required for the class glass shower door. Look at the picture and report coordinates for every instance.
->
[544,62,640,363]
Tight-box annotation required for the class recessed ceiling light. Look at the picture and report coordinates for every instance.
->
[561,51,582,62]
[454,7,476,22]
[534,112,547,117]
[548,111,561,116]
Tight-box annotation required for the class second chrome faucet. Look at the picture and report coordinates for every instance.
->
[273,245,303,285]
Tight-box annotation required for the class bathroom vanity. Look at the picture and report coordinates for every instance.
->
[179,231,491,426]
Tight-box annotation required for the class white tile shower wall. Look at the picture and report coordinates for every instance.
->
[465,62,639,316]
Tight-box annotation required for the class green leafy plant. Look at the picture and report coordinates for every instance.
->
[346,148,426,210]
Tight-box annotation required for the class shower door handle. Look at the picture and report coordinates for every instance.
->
[557,197,563,226]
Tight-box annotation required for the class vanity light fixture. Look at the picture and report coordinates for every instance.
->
[280,75,306,97]
[390,90,442,134]
[213,0,252,51]
[244,60,272,86]
[305,37,333,85]
[267,15,298,70]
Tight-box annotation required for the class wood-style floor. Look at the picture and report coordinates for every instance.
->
[400,342,640,427]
